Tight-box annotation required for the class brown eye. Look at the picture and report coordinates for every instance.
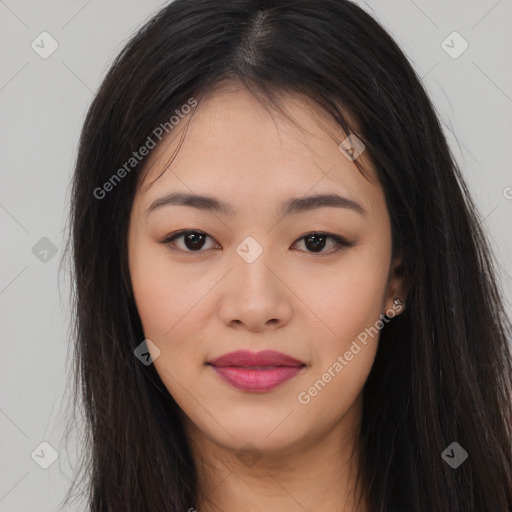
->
[161,230,352,255]
[293,232,353,254]
[161,230,219,252]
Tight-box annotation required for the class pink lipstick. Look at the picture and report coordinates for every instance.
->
[207,350,305,392]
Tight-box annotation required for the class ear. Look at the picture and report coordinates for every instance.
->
[383,256,406,317]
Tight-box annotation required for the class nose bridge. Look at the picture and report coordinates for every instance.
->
[232,235,280,296]
[217,235,292,330]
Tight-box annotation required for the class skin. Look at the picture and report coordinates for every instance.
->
[127,81,405,512]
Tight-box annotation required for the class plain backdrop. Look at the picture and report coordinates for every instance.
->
[0,1,511,510]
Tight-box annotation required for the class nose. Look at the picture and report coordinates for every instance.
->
[217,251,293,332]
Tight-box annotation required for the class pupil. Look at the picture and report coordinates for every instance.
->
[185,232,205,250]
[305,234,326,252]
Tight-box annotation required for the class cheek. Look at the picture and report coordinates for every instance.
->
[130,256,209,402]
[292,247,390,417]
[294,259,387,420]
[296,344,376,434]
[297,246,391,348]
[129,241,208,341]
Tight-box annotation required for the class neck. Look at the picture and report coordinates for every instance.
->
[184,397,368,512]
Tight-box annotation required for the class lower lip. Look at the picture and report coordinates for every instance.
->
[210,365,304,392]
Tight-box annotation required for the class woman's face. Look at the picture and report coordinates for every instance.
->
[127,84,403,458]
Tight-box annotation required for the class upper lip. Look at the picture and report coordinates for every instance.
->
[208,350,305,368]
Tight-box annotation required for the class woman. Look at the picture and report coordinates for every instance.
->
[63,0,512,510]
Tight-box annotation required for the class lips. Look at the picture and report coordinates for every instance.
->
[207,350,305,392]
[208,349,305,368]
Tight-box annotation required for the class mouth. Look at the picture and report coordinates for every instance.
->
[207,349,305,368]
[207,350,306,392]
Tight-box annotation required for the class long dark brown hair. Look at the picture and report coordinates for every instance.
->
[61,0,512,510]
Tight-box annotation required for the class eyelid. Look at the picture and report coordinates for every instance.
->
[160,229,354,254]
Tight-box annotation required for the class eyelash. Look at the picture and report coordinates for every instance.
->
[160,230,354,255]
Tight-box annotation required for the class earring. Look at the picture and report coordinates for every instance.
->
[382,298,404,318]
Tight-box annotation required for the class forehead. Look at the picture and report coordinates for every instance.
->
[135,84,381,216]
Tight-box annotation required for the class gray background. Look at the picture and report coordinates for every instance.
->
[0,1,511,510]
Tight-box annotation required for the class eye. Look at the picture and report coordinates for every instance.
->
[161,230,219,252]
[291,232,354,254]
[160,230,353,254]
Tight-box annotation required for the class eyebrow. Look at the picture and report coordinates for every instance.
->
[146,192,367,218]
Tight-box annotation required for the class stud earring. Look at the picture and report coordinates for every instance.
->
[393,298,403,307]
